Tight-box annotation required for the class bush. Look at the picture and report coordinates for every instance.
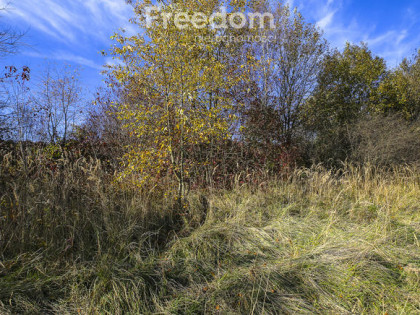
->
[350,114,420,166]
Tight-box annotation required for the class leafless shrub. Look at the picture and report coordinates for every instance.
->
[349,114,420,166]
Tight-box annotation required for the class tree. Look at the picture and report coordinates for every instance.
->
[36,65,83,144]
[0,2,27,139]
[108,0,252,199]
[239,3,327,147]
[0,65,33,172]
[372,50,420,121]
[0,3,24,57]
[0,71,33,141]
[304,42,386,163]
[75,75,134,166]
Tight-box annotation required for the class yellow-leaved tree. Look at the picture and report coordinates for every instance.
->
[107,0,257,202]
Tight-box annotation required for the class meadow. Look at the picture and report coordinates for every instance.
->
[1,148,419,314]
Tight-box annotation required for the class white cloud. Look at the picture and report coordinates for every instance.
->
[293,0,420,66]
[0,0,136,71]
[105,57,124,67]
[2,0,134,44]
[24,51,102,70]
[316,11,336,29]
[53,52,103,70]
[285,0,295,9]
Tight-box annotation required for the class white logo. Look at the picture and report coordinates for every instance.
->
[145,6,275,30]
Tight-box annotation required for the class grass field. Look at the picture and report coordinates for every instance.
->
[0,154,419,314]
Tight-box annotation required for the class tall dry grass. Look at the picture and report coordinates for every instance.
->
[0,148,419,314]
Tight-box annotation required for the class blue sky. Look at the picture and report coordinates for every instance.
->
[293,0,420,67]
[1,0,420,93]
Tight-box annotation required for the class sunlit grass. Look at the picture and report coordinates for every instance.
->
[0,154,419,314]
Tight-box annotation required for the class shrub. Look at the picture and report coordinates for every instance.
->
[349,114,420,166]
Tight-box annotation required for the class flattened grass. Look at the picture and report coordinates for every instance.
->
[1,159,419,314]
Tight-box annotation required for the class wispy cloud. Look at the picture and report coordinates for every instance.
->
[0,0,135,72]
[51,52,103,70]
[24,51,103,70]
[294,0,420,67]
[104,56,124,68]
[2,0,134,45]
[285,0,295,9]
[316,10,336,29]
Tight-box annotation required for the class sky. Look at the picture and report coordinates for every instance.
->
[1,0,420,94]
